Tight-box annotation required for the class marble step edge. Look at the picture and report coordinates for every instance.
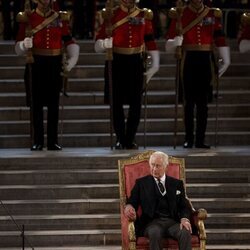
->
[0,167,249,174]
[0,212,250,221]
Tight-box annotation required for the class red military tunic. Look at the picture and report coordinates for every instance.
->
[96,5,157,53]
[166,5,226,49]
[16,8,74,55]
[238,12,250,42]
[95,5,158,148]
[165,3,227,147]
[15,8,75,148]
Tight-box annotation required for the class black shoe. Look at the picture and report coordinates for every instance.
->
[195,143,210,149]
[31,144,43,151]
[126,142,139,150]
[47,144,62,150]
[115,141,124,150]
[183,141,193,148]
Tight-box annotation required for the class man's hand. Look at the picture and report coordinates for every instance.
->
[94,37,113,53]
[65,44,80,72]
[218,46,230,77]
[23,37,33,49]
[144,50,160,83]
[180,218,192,233]
[165,35,183,52]
[15,37,33,56]
[124,204,136,221]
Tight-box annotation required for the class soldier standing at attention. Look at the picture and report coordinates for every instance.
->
[95,0,160,149]
[165,0,230,149]
[239,12,250,53]
[15,0,79,151]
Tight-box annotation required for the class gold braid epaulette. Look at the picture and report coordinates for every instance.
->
[241,12,250,26]
[59,11,71,21]
[168,7,177,19]
[168,6,187,19]
[143,8,153,20]
[101,6,119,20]
[16,11,30,22]
[211,8,222,18]
[168,6,222,19]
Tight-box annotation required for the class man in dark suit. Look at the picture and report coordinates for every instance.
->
[124,151,192,250]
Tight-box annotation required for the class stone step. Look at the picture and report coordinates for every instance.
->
[0,199,120,216]
[1,228,250,247]
[1,104,250,121]
[1,152,249,169]
[0,214,120,231]
[0,90,250,107]
[0,63,249,79]
[1,131,250,148]
[1,246,250,250]
[0,39,241,54]
[206,229,250,244]
[206,213,250,229]
[1,118,249,135]
[0,167,249,185]
[1,213,249,232]
[0,76,250,93]
[0,229,121,248]
[0,247,121,250]
[192,198,250,213]
[0,197,248,216]
[1,50,249,66]
[0,183,249,200]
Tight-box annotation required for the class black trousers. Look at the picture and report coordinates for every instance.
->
[144,217,192,250]
[105,53,144,146]
[182,51,212,144]
[30,55,62,146]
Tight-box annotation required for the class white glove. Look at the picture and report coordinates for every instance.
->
[165,36,183,52]
[15,37,33,56]
[94,38,113,53]
[144,50,160,83]
[239,39,250,53]
[218,46,230,77]
[65,43,80,72]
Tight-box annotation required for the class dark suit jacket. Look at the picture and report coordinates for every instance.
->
[127,175,191,236]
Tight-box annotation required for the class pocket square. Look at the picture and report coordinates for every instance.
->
[176,190,181,195]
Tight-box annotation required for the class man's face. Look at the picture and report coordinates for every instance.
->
[190,0,203,7]
[149,155,166,179]
[120,0,136,8]
[37,0,52,7]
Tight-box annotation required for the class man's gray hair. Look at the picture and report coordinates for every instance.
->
[149,151,169,167]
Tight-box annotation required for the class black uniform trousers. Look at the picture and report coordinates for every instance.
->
[105,52,144,147]
[30,55,62,146]
[182,51,212,145]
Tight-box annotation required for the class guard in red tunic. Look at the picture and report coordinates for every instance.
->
[238,12,250,53]
[15,0,80,151]
[95,0,160,149]
[165,0,230,149]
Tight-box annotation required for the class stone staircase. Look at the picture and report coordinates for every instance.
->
[0,148,250,249]
[0,39,250,148]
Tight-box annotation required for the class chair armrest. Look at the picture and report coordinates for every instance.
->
[121,206,137,250]
[197,208,207,240]
[128,221,136,250]
[192,208,207,250]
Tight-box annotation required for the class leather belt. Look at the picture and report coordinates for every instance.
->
[113,45,144,55]
[183,44,214,51]
[32,48,62,56]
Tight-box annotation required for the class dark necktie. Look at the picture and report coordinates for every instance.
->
[157,179,165,194]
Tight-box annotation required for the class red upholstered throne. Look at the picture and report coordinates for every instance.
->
[118,150,207,250]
